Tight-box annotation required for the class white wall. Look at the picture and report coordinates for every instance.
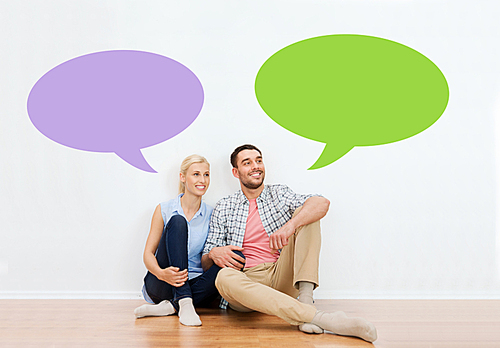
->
[1,0,499,299]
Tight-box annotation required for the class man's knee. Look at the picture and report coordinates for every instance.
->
[215,267,243,292]
[215,268,254,313]
[292,207,321,236]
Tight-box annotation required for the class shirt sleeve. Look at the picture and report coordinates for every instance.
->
[278,184,320,215]
[203,200,227,255]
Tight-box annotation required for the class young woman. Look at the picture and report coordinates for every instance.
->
[134,155,220,326]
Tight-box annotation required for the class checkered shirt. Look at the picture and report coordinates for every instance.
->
[203,184,318,309]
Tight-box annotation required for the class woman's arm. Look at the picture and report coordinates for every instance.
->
[201,253,214,272]
[143,205,188,287]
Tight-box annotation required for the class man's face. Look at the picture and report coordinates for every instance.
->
[232,149,265,190]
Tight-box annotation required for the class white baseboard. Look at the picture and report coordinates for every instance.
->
[0,291,144,299]
[2,290,500,300]
[313,289,500,300]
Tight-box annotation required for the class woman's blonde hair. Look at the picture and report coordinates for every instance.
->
[179,154,210,194]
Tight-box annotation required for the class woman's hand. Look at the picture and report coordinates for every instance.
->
[157,267,188,287]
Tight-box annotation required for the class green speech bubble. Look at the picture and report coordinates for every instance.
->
[255,35,449,169]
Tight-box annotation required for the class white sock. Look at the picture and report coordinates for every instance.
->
[178,298,202,326]
[297,282,323,334]
[134,300,175,318]
[311,310,378,342]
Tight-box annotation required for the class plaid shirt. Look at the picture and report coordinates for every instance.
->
[203,184,317,309]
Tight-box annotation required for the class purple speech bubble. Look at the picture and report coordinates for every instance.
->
[27,50,204,173]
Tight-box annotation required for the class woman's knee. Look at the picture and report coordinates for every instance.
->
[232,250,246,269]
[167,215,188,229]
[168,215,187,226]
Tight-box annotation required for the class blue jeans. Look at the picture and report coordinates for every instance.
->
[143,215,245,311]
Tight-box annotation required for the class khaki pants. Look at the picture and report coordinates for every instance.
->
[215,208,321,325]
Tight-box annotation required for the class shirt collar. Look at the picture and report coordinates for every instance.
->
[258,185,270,202]
[236,185,269,204]
[173,193,205,217]
[236,190,247,204]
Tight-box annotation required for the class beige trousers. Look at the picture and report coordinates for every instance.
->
[215,208,321,325]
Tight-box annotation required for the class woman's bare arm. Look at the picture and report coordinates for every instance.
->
[143,205,188,287]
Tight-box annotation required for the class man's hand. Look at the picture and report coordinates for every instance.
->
[269,222,296,251]
[209,245,245,269]
[157,267,188,287]
[269,196,330,251]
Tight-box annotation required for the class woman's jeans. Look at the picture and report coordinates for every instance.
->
[143,215,245,312]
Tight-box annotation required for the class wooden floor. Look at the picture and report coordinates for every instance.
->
[1,300,499,347]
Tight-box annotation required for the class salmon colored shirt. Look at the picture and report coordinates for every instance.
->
[242,199,279,268]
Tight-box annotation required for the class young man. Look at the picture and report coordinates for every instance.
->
[201,144,377,342]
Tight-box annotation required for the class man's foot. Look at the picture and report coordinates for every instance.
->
[134,300,175,318]
[297,281,324,334]
[311,310,378,342]
[299,322,325,334]
[178,298,202,326]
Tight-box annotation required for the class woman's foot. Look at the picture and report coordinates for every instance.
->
[134,300,175,318]
[178,298,202,326]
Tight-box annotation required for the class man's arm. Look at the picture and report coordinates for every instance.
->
[202,200,246,271]
[269,196,330,250]
[202,245,245,271]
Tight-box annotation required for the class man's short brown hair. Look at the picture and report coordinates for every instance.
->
[230,144,262,168]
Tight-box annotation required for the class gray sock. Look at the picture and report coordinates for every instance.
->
[134,300,175,318]
[297,282,323,334]
[178,298,202,326]
[311,310,378,342]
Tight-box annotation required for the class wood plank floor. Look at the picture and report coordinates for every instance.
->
[1,300,499,347]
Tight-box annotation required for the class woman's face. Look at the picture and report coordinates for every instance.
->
[181,162,210,197]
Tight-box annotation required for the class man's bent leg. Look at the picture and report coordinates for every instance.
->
[228,301,254,313]
[272,207,321,293]
[271,207,322,333]
[216,269,377,342]
[216,268,316,325]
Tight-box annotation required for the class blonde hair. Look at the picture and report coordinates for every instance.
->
[178,154,210,194]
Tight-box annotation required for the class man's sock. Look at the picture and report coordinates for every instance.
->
[134,300,175,318]
[178,298,202,326]
[311,310,378,342]
[297,282,324,334]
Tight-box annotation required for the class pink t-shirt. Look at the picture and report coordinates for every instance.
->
[242,199,279,268]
